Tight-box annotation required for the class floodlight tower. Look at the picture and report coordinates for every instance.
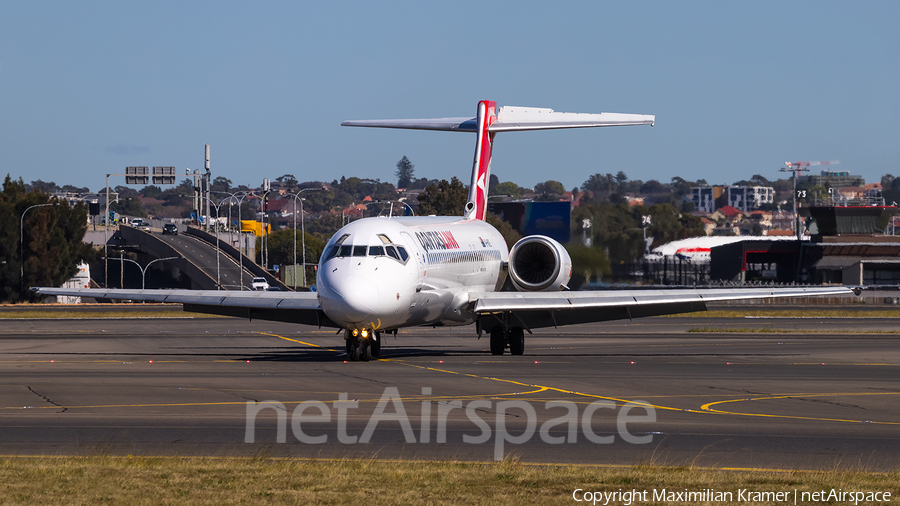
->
[780,160,840,240]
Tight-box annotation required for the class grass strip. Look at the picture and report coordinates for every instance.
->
[0,311,220,319]
[687,327,900,334]
[0,456,897,505]
[668,309,900,318]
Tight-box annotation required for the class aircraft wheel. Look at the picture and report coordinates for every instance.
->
[490,327,505,356]
[509,327,525,356]
[347,335,360,361]
[361,340,372,362]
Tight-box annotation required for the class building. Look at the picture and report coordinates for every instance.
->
[692,185,773,213]
[727,186,774,212]
[806,171,864,188]
[691,186,723,213]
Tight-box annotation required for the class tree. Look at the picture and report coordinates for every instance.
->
[492,181,521,199]
[485,212,522,250]
[211,176,233,193]
[564,244,611,288]
[0,175,96,302]
[417,177,468,216]
[28,180,59,193]
[408,177,438,190]
[534,180,566,196]
[750,174,771,186]
[60,184,90,194]
[581,173,618,203]
[614,171,629,188]
[488,174,499,194]
[395,156,415,189]
[142,185,163,199]
[109,186,147,218]
[254,229,326,281]
[305,213,345,242]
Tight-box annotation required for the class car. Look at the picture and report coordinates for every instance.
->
[163,224,178,235]
[251,277,269,291]
[130,218,151,232]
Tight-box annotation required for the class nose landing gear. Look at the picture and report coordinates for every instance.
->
[489,326,525,356]
[344,329,382,361]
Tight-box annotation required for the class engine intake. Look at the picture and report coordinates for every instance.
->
[508,236,572,291]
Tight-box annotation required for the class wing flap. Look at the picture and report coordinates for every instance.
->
[472,286,852,329]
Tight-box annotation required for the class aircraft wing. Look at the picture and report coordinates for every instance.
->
[470,286,853,330]
[33,287,338,328]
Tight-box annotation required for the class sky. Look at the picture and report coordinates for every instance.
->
[1,1,898,193]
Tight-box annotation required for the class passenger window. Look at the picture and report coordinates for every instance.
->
[386,246,399,259]
[353,245,367,256]
[369,246,384,256]
[339,245,352,257]
[397,246,409,261]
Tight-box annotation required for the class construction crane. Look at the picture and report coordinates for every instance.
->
[780,160,840,240]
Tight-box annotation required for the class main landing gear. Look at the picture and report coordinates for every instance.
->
[489,326,525,356]
[345,328,381,362]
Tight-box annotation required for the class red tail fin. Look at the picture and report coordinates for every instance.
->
[464,101,496,221]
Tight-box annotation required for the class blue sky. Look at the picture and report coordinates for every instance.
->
[1,1,897,192]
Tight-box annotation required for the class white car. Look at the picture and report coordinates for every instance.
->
[251,277,269,291]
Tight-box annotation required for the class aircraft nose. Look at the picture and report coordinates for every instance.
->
[333,275,379,322]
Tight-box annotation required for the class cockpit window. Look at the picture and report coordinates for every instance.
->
[324,234,351,261]
[323,233,411,265]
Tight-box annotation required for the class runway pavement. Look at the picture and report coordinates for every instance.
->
[1,314,899,470]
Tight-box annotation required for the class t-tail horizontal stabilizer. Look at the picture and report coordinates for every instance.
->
[342,101,655,221]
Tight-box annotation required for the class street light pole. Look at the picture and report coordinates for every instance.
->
[199,195,223,289]
[102,256,180,289]
[291,187,323,290]
[20,202,58,294]
[212,190,254,290]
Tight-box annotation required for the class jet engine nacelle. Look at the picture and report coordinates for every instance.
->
[508,235,572,292]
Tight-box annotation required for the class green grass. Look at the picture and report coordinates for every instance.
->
[668,309,900,318]
[0,456,896,505]
[687,327,900,334]
[0,310,219,319]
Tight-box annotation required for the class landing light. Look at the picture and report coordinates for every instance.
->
[352,329,359,337]
[361,329,369,338]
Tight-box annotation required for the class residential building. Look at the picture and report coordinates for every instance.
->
[727,186,774,212]
[691,186,722,213]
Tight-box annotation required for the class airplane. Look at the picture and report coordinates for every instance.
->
[36,100,852,361]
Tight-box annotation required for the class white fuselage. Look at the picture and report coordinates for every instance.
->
[316,216,508,330]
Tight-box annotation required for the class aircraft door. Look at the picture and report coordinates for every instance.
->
[400,231,426,291]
